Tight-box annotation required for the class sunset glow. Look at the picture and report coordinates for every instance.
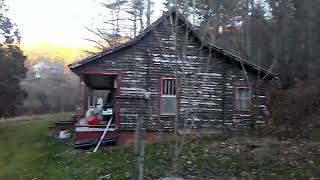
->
[7,0,103,48]
[6,0,165,63]
[6,0,107,63]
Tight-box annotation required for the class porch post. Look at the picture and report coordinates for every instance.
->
[78,74,86,116]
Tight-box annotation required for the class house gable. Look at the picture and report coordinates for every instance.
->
[69,8,277,80]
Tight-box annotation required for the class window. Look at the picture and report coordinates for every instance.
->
[234,86,252,112]
[162,79,176,95]
[159,77,176,115]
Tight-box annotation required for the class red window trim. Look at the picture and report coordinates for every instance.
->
[157,74,176,116]
[233,83,253,115]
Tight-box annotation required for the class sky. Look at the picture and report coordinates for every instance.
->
[8,0,98,48]
[7,0,165,49]
[5,0,166,63]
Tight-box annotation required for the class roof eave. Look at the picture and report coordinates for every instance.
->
[69,8,278,80]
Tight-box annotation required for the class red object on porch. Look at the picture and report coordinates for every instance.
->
[74,68,122,129]
[87,116,100,125]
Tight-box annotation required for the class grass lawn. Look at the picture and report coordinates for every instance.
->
[0,115,319,179]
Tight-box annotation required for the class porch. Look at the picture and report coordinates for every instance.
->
[73,69,122,142]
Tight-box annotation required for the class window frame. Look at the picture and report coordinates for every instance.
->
[157,75,177,116]
[162,78,176,96]
[233,83,253,115]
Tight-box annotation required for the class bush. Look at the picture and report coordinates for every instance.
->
[270,80,320,128]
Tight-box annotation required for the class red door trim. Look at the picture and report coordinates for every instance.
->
[74,67,122,129]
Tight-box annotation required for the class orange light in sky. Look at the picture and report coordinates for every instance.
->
[7,0,103,48]
[5,0,165,62]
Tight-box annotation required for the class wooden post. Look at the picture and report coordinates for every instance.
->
[134,99,145,180]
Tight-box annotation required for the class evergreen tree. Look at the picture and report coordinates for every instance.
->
[0,1,27,118]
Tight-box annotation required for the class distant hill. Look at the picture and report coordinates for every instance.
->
[21,43,97,66]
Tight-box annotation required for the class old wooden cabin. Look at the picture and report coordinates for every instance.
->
[68,9,278,143]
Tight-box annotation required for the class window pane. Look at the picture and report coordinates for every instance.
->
[239,88,245,98]
[239,88,249,98]
[162,79,176,95]
[168,80,171,95]
[167,80,169,94]
[162,79,166,94]
[161,96,176,114]
[240,99,250,111]
[172,80,176,95]
[170,80,175,95]
[235,87,251,112]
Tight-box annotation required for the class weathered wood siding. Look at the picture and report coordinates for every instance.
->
[81,15,271,131]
